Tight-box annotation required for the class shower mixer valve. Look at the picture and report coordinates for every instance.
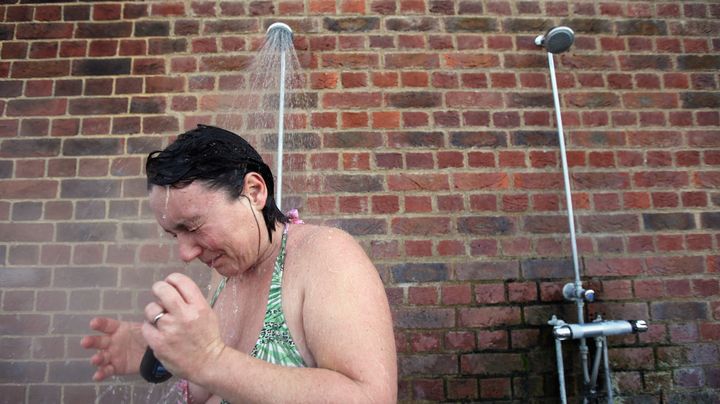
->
[562,282,595,302]
[551,317,649,341]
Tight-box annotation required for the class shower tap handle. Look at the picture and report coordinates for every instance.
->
[562,282,595,302]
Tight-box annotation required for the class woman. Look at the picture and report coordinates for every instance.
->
[81,125,397,403]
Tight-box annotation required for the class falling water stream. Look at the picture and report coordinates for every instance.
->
[102,23,307,403]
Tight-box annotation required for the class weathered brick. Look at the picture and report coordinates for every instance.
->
[521,258,573,279]
[386,92,442,108]
[16,23,72,40]
[385,132,440,148]
[643,213,696,231]
[682,92,720,109]
[446,91,504,108]
[678,55,720,71]
[317,133,372,151]
[634,171,689,188]
[135,21,170,37]
[54,222,117,242]
[457,216,514,235]
[579,214,640,233]
[0,361,46,383]
[323,17,380,32]
[585,258,643,277]
[0,314,50,336]
[616,20,667,36]
[392,217,450,235]
[652,302,708,321]
[62,138,123,156]
[0,138,60,157]
[323,218,385,236]
[443,54,499,69]
[393,308,455,329]
[608,347,655,370]
[455,260,518,281]
[460,353,524,374]
[399,354,458,377]
[449,131,506,148]
[619,55,672,70]
[522,215,567,234]
[387,174,449,191]
[459,307,521,327]
[322,174,382,193]
[68,97,127,115]
[646,256,705,276]
[386,17,439,31]
[0,181,58,200]
[76,22,132,38]
[71,58,131,76]
[322,92,382,109]
[392,263,448,283]
[445,17,497,32]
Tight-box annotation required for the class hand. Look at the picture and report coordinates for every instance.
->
[80,317,146,381]
[141,273,226,381]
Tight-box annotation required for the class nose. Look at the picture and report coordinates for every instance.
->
[176,233,202,263]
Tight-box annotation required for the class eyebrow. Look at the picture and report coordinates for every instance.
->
[169,215,203,232]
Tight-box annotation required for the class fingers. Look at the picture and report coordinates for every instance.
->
[89,317,120,335]
[150,279,184,314]
[144,301,166,325]
[93,364,116,382]
[150,273,205,314]
[165,273,206,306]
[90,349,107,366]
[81,334,111,350]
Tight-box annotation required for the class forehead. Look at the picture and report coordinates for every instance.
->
[148,182,223,216]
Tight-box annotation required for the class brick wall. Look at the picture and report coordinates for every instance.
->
[1,1,719,402]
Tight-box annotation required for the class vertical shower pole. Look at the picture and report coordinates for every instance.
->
[547,51,591,385]
[275,49,286,211]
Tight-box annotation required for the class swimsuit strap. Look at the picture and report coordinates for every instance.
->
[209,224,289,308]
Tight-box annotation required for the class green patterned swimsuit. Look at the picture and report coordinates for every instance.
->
[208,225,306,403]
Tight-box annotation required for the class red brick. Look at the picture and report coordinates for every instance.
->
[404,195,432,212]
[402,111,428,127]
[372,111,400,129]
[507,282,537,302]
[404,240,432,257]
[444,331,475,352]
[480,377,511,399]
[408,287,437,306]
[699,323,720,341]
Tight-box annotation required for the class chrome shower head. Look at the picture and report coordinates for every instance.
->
[534,26,575,54]
[265,22,294,52]
[267,22,293,37]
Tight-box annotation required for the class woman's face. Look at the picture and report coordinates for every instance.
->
[148,182,260,277]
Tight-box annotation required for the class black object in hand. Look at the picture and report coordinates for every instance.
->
[140,347,172,383]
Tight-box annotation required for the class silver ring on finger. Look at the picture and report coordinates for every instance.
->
[152,311,166,326]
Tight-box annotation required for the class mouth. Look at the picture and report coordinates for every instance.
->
[204,253,224,268]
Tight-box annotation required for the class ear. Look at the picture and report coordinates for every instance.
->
[242,172,268,209]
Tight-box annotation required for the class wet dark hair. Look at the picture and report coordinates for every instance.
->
[146,124,287,242]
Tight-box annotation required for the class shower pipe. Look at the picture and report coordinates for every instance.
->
[266,22,293,211]
[536,27,649,403]
[535,24,594,390]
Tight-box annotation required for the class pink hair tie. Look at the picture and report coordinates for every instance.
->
[286,208,304,224]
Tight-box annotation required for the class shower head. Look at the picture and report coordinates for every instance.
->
[267,22,293,37]
[534,26,575,54]
[265,22,294,52]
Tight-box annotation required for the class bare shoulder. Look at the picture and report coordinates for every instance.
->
[287,224,371,269]
[286,223,397,401]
